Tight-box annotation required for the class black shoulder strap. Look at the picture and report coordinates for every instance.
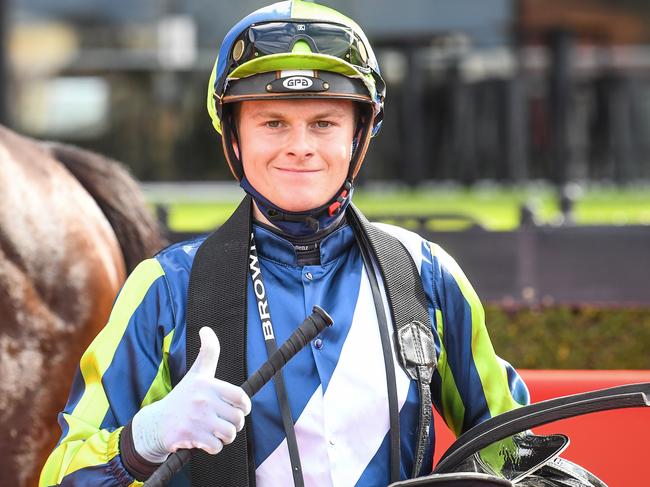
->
[186,195,255,487]
[348,204,437,478]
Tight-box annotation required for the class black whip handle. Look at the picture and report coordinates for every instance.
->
[242,305,332,397]
[144,306,333,487]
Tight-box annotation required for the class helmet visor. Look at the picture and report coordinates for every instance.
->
[231,21,370,71]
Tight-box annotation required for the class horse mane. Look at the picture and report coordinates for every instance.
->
[42,142,166,273]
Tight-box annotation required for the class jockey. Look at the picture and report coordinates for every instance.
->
[40,1,529,486]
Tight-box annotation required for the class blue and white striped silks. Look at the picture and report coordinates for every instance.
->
[41,221,529,487]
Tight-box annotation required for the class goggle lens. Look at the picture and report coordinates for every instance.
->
[233,21,369,69]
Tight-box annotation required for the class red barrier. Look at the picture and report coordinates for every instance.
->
[432,370,650,487]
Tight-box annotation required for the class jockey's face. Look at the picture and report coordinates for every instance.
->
[235,98,356,213]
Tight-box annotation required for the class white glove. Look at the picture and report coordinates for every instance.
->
[131,326,252,463]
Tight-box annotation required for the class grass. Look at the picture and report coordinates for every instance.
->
[162,185,650,232]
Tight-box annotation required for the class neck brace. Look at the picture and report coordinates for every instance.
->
[239,176,353,237]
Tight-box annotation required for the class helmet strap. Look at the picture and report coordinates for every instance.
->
[220,106,245,180]
[348,104,375,179]
[240,177,354,238]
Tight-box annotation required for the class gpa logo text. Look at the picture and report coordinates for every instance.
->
[283,76,314,90]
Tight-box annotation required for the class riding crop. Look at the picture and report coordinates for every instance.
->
[143,305,334,487]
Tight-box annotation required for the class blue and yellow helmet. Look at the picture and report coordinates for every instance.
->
[207,0,386,181]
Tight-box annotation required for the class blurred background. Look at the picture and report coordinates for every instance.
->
[2,0,650,360]
[3,0,650,183]
[2,2,649,484]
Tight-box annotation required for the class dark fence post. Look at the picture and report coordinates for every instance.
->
[548,28,574,187]
[448,61,477,184]
[504,76,528,182]
[609,75,636,183]
[402,45,426,186]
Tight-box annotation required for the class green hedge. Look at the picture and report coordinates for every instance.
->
[485,305,650,369]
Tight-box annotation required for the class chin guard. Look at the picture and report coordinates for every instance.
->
[240,177,353,237]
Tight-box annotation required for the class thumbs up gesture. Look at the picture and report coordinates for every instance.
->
[131,327,252,463]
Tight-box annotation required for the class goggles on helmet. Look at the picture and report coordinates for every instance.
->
[228,20,372,74]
